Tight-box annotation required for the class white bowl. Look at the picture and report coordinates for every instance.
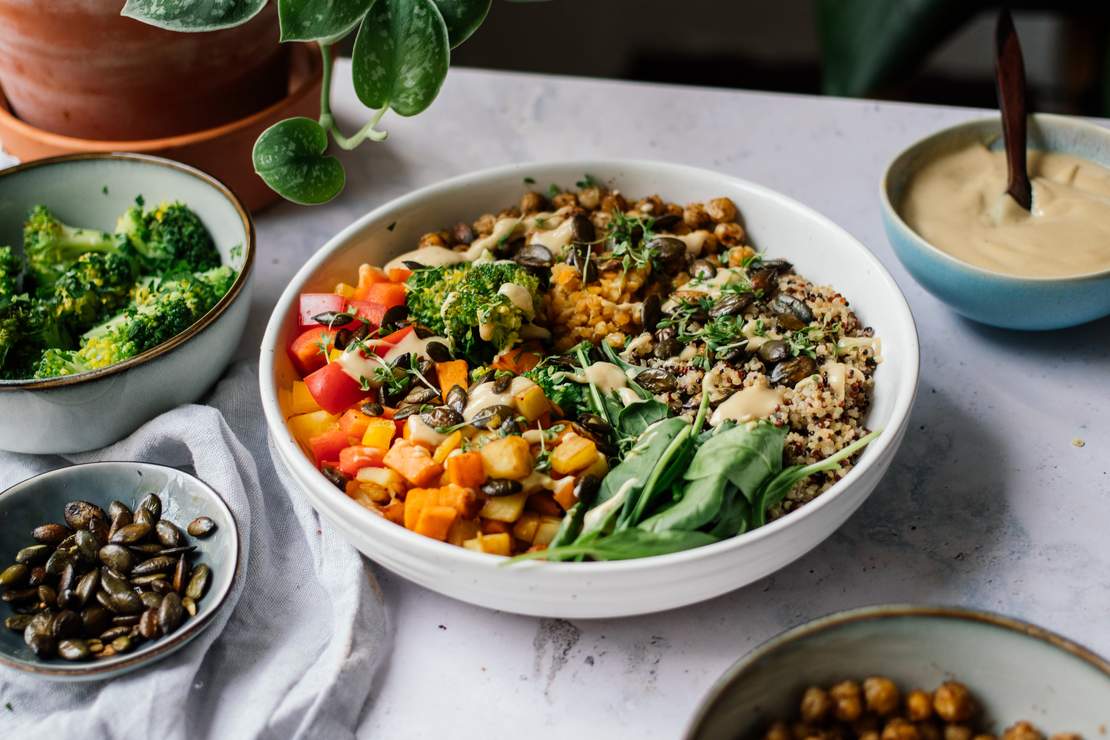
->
[259,160,919,618]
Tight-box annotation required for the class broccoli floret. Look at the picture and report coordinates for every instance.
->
[0,295,57,378]
[22,205,121,289]
[524,361,587,417]
[115,200,221,276]
[0,246,21,308]
[33,265,237,378]
[406,261,541,363]
[45,252,137,343]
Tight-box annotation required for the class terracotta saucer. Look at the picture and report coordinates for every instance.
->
[0,44,322,213]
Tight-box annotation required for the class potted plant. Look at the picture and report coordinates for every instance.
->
[123,0,502,205]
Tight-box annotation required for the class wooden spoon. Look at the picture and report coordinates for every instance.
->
[994,8,1032,210]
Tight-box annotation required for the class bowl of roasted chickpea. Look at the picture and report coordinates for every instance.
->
[685,605,1110,740]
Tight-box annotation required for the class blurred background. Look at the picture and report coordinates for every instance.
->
[432,0,1110,116]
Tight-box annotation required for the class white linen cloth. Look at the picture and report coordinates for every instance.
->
[0,362,389,739]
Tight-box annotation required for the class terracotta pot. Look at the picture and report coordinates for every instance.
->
[0,0,287,140]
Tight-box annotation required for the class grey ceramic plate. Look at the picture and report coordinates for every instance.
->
[687,604,1110,739]
[0,462,240,681]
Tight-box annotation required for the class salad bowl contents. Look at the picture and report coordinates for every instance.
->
[280,183,881,560]
[0,153,253,454]
[262,160,917,617]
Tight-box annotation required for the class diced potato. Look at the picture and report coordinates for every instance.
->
[289,381,320,415]
[362,418,397,450]
[512,511,541,543]
[533,517,563,546]
[582,454,609,480]
[480,519,511,535]
[355,483,391,505]
[356,466,406,496]
[463,532,512,556]
[432,430,463,464]
[550,433,598,475]
[383,440,442,487]
[447,517,480,547]
[512,383,550,422]
[288,410,339,446]
[479,491,527,522]
[479,435,533,480]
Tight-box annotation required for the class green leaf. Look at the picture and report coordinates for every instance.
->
[278,0,375,42]
[352,0,450,117]
[252,118,346,205]
[708,490,750,538]
[431,0,491,47]
[507,528,718,563]
[122,0,267,31]
[615,399,669,440]
[687,422,786,496]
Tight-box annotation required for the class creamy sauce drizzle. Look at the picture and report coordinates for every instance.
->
[579,362,641,406]
[709,380,785,427]
[900,143,1110,277]
[527,218,577,255]
[335,332,448,383]
[824,361,848,402]
[674,229,713,257]
[498,283,535,318]
[404,415,449,449]
[462,376,536,421]
[384,246,465,272]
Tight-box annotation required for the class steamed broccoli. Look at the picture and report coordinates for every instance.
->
[0,246,20,308]
[22,205,121,289]
[524,360,587,417]
[45,252,137,342]
[34,266,236,378]
[115,199,221,276]
[406,261,541,362]
[0,295,58,378]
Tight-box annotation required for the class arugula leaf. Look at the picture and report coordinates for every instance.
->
[507,528,718,562]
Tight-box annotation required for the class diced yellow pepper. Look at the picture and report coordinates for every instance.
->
[432,430,463,464]
[464,532,512,556]
[361,418,397,449]
[288,410,339,446]
[480,435,533,480]
[334,282,357,299]
[513,383,550,422]
[356,466,406,496]
[533,517,563,546]
[551,433,598,475]
[479,491,527,522]
[289,381,320,415]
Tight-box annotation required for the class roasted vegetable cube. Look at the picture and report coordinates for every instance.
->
[550,433,598,475]
[479,491,527,522]
[480,435,533,479]
[512,383,550,422]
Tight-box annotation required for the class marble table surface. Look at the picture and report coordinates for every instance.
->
[249,62,1109,738]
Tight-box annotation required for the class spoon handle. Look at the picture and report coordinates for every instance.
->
[995,8,1032,210]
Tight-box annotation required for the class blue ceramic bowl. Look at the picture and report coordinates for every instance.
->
[880,114,1110,330]
[0,462,240,681]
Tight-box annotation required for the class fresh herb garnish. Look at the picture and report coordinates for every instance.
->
[523,176,536,185]
[547,183,561,199]
[576,173,599,189]
[607,209,657,272]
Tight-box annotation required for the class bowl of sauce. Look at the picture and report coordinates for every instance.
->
[881,113,1110,329]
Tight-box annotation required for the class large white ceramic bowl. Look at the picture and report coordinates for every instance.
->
[0,153,254,453]
[260,160,919,618]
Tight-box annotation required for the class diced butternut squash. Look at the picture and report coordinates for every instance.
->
[361,417,397,449]
[552,477,578,511]
[491,349,541,374]
[435,360,469,403]
[339,408,373,440]
[384,439,443,487]
[353,264,389,300]
[289,381,321,415]
[434,483,476,516]
[288,410,339,446]
[383,500,405,525]
[356,466,406,496]
[415,505,458,541]
[403,487,431,530]
[445,451,486,488]
[447,517,480,547]
[462,532,512,556]
[512,383,550,422]
[550,433,598,475]
[512,511,541,543]
[479,490,527,523]
[533,517,563,546]
[479,435,533,480]
[432,430,463,464]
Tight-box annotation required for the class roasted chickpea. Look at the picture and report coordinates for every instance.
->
[860,733,881,740]
[1001,723,1043,740]
[706,196,738,223]
[472,213,497,236]
[636,194,664,215]
[945,725,973,740]
[714,221,746,246]
[1048,735,1083,740]
[933,682,974,723]
[684,202,711,228]
[917,722,942,740]
[600,191,627,213]
[765,721,792,740]
[864,676,901,716]
[882,719,920,740]
[496,205,521,220]
[728,245,756,267]
[577,186,602,210]
[418,231,447,248]
[590,210,612,232]
[830,680,864,722]
[520,191,547,214]
[551,192,578,209]
[906,689,933,722]
[800,686,833,723]
[971,735,996,740]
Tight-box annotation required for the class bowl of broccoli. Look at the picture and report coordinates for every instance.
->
[0,153,253,453]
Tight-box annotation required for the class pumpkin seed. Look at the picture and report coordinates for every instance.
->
[159,593,184,634]
[100,567,130,596]
[75,570,99,606]
[63,501,107,530]
[110,522,152,545]
[44,549,73,576]
[181,596,198,617]
[445,385,467,415]
[138,493,162,522]
[26,631,55,657]
[50,610,81,639]
[27,566,46,587]
[128,543,163,555]
[15,544,49,564]
[108,501,132,521]
[5,614,33,631]
[99,626,131,641]
[87,639,104,654]
[98,545,134,574]
[0,563,28,587]
[57,588,80,611]
[2,587,38,603]
[140,592,163,610]
[87,518,109,547]
[132,555,176,577]
[156,520,185,548]
[130,573,169,587]
[156,546,197,557]
[82,607,111,636]
[185,565,211,601]
[57,562,77,593]
[139,609,161,639]
[112,614,141,626]
[58,638,91,661]
[108,510,132,540]
[110,591,143,615]
[31,523,70,547]
[134,507,157,529]
[74,530,99,563]
[111,635,133,653]
[481,479,522,497]
[173,557,189,594]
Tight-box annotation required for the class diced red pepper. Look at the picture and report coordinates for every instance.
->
[309,429,351,467]
[347,299,388,330]
[298,293,346,329]
[288,327,335,376]
[366,282,406,310]
[370,326,414,357]
[338,446,386,477]
[304,361,372,415]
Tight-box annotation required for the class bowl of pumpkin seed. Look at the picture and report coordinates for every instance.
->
[0,461,239,680]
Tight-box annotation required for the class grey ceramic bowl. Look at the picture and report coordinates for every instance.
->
[687,604,1110,740]
[0,153,254,453]
[0,461,240,681]
[881,114,1110,330]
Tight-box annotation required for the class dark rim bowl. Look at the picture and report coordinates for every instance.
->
[0,152,255,391]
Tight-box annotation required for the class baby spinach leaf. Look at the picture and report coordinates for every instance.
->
[708,488,751,538]
[252,118,345,205]
[615,399,669,439]
[431,0,492,47]
[122,0,266,31]
[507,528,718,563]
[640,472,725,533]
[618,422,693,528]
[352,0,450,117]
[278,0,374,42]
[753,429,880,527]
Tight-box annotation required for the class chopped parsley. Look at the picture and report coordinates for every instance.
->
[576,173,599,189]
[607,209,657,272]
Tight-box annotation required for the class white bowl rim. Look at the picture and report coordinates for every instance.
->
[683,602,1110,739]
[260,158,920,573]
[0,151,256,391]
[0,460,242,678]
[879,112,1110,284]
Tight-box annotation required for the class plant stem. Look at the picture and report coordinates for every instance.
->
[317,43,389,149]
